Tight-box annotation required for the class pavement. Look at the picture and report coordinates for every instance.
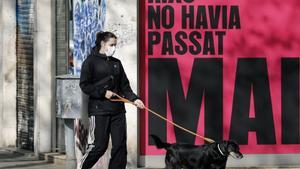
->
[0,148,64,169]
[1,147,300,169]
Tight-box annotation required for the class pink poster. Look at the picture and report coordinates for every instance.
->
[139,0,300,155]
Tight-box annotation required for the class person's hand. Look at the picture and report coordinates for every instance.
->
[105,90,114,99]
[134,99,145,109]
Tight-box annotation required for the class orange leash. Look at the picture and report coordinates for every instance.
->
[110,92,215,143]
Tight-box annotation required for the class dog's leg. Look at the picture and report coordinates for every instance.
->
[165,164,182,169]
[165,155,182,169]
[170,160,182,169]
[165,160,179,169]
[165,165,181,169]
[165,164,172,169]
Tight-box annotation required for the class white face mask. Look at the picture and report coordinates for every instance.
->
[105,46,116,56]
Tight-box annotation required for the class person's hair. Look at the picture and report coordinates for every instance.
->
[95,31,117,47]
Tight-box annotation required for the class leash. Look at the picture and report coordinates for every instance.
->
[110,92,215,143]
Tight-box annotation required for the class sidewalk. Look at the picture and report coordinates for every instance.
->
[1,148,300,169]
[0,148,64,169]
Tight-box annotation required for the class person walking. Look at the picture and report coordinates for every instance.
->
[79,31,144,169]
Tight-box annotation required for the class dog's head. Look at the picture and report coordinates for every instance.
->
[218,140,243,159]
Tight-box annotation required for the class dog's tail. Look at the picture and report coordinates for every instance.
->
[150,135,171,149]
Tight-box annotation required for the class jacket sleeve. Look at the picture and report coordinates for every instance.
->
[119,62,139,102]
[79,60,107,99]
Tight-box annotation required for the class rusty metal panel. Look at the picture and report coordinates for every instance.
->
[16,0,35,150]
[56,0,68,75]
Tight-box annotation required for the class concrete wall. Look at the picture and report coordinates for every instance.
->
[0,0,3,147]
[106,0,139,167]
[0,0,17,147]
[0,0,140,166]
[33,0,55,154]
[0,0,56,154]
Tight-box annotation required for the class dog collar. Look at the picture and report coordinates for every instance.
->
[217,144,226,156]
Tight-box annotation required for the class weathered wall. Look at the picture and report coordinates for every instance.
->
[0,0,3,147]
[33,0,55,154]
[106,0,139,167]
[0,0,17,147]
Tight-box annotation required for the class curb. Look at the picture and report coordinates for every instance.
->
[39,152,66,165]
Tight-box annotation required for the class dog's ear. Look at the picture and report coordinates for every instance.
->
[227,140,241,153]
[218,141,229,150]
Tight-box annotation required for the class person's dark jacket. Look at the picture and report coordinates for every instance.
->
[79,46,139,116]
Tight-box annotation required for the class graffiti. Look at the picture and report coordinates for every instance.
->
[73,0,106,75]
[56,78,82,119]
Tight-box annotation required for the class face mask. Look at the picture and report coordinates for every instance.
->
[105,46,116,56]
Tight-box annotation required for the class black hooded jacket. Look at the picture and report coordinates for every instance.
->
[79,47,139,116]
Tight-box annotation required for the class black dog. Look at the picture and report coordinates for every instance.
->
[151,135,243,169]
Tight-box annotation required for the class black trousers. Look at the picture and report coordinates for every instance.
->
[80,113,127,169]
